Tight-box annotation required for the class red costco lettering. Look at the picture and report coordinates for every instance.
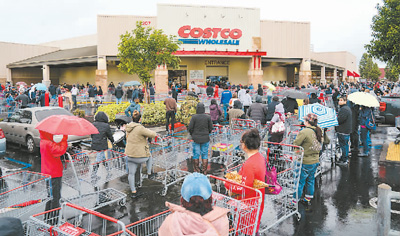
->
[177,26,242,39]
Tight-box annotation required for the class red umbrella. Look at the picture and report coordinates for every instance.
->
[35,115,99,136]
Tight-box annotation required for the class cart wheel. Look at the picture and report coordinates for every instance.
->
[296,212,301,221]
[119,199,126,207]
[161,187,168,196]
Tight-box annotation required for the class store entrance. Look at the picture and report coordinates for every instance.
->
[168,69,187,89]
[205,66,228,87]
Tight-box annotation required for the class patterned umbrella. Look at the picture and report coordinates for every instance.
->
[33,83,47,91]
[298,103,338,128]
[123,81,141,87]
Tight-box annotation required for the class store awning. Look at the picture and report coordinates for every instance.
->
[347,70,354,77]
[353,71,360,77]
[173,50,267,57]
[7,46,98,68]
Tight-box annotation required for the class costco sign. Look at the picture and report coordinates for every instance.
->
[178,25,242,45]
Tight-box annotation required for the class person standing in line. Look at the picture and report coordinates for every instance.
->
[126,86,133,102]
[292,113,326,206]
[242,90,252,114]
[336,97,352,165]
[209,99,222,124]
[114,85,124,104]
[164,92,177,135]
[125,111,156,198]
[257,84,263,96]
[349,100,360,154]
[225,129,266,236]
[359,106,374,156]
[88,85,95,107]
[266,96,280,122]
[15,90,29,109]
[269,102,285,143]
[148,83,155,103]
[132,86,139,102]
[40,131,68,212]
[171,86,178,102]
[91,111,114,180]
[62,88,73,111]
[189,103,213,174]
[220,86,232,121]
[247,95,266,124]
[227,100,246,125]
[213,84,220,98]
[71,85,79,109]
[237,85,246,101]
[206,84,214,97]
[97,86,103,104]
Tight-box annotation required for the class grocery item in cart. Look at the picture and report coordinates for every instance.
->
[212,143,233,152]
[225,171,270,189]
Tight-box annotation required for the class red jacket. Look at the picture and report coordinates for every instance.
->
[40,131,68,178]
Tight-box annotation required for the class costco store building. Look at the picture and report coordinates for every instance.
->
[4,4,358,93]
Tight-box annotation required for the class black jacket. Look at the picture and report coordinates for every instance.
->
[266,100,279,121]
[172,89,178,101]
[91,112,114,151]
[188,103,213,144]
[247,96,267,124]
[115,87,124,99]
[309,98,321,104]
[282,97,298,113]
[206,86,214,96]
[88,86,96,97]
[336,104,352,134]
[257,87,263,96]
[49,85,56,95]
[349,101,360,133]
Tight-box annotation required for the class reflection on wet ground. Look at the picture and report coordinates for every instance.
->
[2,125,399,235]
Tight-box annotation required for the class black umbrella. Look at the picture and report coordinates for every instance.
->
[283,90,308,99]
[301,88,318,94]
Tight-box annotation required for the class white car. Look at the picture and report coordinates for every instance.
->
[0,107,89,153]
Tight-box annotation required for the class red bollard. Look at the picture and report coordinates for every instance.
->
[58,95,63,108]
[45,91,50,106]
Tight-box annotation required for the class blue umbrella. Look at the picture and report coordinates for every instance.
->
[123,81,141,87]
[298,103,338,128]
[33,83,47,91]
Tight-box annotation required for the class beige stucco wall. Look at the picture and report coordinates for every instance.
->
[97,15,157,56]
[40,34,97,50]
[59,66,97,85]
[260,20,310,59]
[0,42,59,81]
[263,66,288,82]
[312,51,357,72]
[107,64,141,84]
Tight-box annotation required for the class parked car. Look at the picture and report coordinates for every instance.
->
[0,128,6,156]
[0,107,89,153]
[378,96,400,125]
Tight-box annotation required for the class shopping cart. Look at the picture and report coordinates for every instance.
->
[230,118,257,130]
[61,150,127,210]
[0,157,32,173]
[0,171,52,219]
[209,126,243,172]
[26,202,127,236]
[125,175,263,236]
[256,141,304,232]
[150,136,192,196]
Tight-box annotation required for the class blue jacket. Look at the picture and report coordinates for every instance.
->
[125,101,141,117]
[132,89,139,100]
[359,107,373,127]
[221,90,232,104]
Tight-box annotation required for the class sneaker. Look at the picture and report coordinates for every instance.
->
[131,192,143,199]
[300,197,312,206]
[336,160,348,166]
[147,173,157,180]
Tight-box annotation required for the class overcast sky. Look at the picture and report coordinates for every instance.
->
[0,0,384,66]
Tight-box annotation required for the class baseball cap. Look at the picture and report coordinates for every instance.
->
[181,173,212,202]
[304,113,318,123]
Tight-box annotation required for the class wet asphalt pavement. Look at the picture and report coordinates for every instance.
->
[2,124,400,235]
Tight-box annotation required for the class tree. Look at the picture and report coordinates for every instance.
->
[117,21,181,101]
[359,53,382,81]
[366,0,400,69]
[385,61,400,81]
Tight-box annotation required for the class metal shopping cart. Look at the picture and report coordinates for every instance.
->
[254,141,304,232]
[61,150,127,210]
[150,136,192,196]
[0,171,52,219]
[125,175,263,236]
[26,202,127,236]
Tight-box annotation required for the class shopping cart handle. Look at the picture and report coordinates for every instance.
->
[64,202,119,223]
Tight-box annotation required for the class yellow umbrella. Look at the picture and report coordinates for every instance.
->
[348,92,379,107]
[264,82,276,91]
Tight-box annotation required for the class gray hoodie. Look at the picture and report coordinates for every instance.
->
[271,103,285,123]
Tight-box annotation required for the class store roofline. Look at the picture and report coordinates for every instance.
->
[173,50,267,56]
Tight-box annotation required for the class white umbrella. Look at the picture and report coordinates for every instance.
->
[348,92,379,107]
[264,82,276,91]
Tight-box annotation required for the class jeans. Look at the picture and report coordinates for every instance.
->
[72,95,77,108]
[350,126,359,151]
[267,95,272,104]
[150,95,155,103]
[223,103,229,121]
[338,133,350,162]
[127,157,152,192]
[293,163,319,200]
[192,142,209,160]
[166,111,175,131]
[360,127,370,154]
[116,97,122,104]
[93,150,111,173]
[45,177,62,211]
